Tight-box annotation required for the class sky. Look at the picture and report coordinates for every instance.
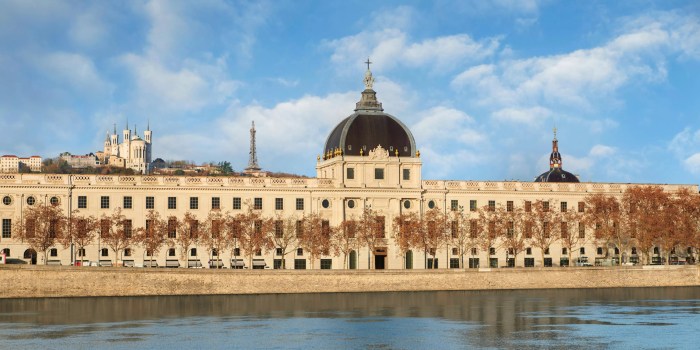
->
[1,0,699,185]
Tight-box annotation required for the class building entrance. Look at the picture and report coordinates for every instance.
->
[374,247,387,270]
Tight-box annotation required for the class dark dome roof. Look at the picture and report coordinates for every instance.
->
[324,110,416,157]
[535,168,580,183]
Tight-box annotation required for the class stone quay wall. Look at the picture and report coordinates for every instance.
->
[1,265,699,299]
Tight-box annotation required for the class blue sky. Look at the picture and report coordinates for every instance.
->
[1,0,699,184]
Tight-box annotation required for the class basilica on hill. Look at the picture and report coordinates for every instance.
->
[97,122,153,174]
[0,63,696,270]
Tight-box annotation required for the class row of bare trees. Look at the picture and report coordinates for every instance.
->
[9,186,700,267]
[393,186,700,267]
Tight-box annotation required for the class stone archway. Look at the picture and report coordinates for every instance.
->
[23,249,37,265]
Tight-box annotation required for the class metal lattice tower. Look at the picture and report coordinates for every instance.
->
[245,121,261,172]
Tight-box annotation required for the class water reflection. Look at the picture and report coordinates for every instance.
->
[0,287,699,349]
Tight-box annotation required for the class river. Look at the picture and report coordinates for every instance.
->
[1,287,699,349]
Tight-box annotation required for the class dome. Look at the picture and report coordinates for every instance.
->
[324,111,416,157]
[323,65,416,158]
[535,168,579,183]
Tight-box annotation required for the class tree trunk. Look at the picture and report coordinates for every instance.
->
[282,252,287,269]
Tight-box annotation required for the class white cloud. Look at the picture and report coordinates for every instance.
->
[491,106,551,124]
[412,106,483,146]
[451,11,700,112]
[669,127,700,174]
[684,153,700,175]
[325,8,500,74]
[33,52,112,94]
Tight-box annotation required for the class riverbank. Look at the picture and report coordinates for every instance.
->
[1,265,699,298]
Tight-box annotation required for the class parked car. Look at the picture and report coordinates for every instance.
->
[575,256,593,267]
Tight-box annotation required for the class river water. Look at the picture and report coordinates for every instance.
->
[0,287,699,349]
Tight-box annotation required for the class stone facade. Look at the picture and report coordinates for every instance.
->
[0,173,695,269]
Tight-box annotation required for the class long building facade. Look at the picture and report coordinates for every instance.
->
[0,68,697,269]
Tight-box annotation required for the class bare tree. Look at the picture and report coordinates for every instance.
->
[675,188,700,264]
[392,212,421,269]
[202,210,230,268]
[233,206,273,268]
[61,210,98,265]
[271,213,300,269]
[356,206,385,269]
[334,218,360,269]
[299,213,333,269]
[475,204,506,268]
[13,201,67,265]
[134,210,167,267]
[501,206,526,267]
[582,194,624,265]
[621,187,667,264]
[419,207,448,269]
[175,212,201,267]
[528,200,557,267]
[101,207,134,265]
[559,209,584,266]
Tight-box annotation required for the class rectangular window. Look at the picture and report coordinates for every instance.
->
[469,220,477,238]
[347,168,354,180]
[451,220,458,238]
[190,197,198,210]
[374,168,384,180]
[403,168,410,180]
[78,248,85,257]
[168,197,176,210]
[212,197,220,210]
[561,201,567,212]
[296,220,304,237]
[525,201,532,212]
[275,248,283,256]
[275,198,283,210]
[100,219,109,238]
[124,248,131,257]
[100,196,109,209]
[376,216,385,238]
[488,200,496,212]
[506,201,513,212]
[561,222,568,238]
[101,248,109,257]
[146,196,154,209]
[77,196,87,209]
[296,198,304,210]
[254,198,262,210]
[450,200,458,211]
[123,196,132,209]
[275,220,283,238]
[233,197,241,210]
[525,221,533,238]
[320,259,332,270]
[168,218,177,238]
[543,221,550,238]
[2,219,11,238]
[578,202,585,213]
[297,248,303,256]
[578,222,585,238]
[450,258,460,269]
[294,259,306,269]
[507,221,514,237]
[543,201,550,212]
[123,219,132,238]
[469,200,477,212]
